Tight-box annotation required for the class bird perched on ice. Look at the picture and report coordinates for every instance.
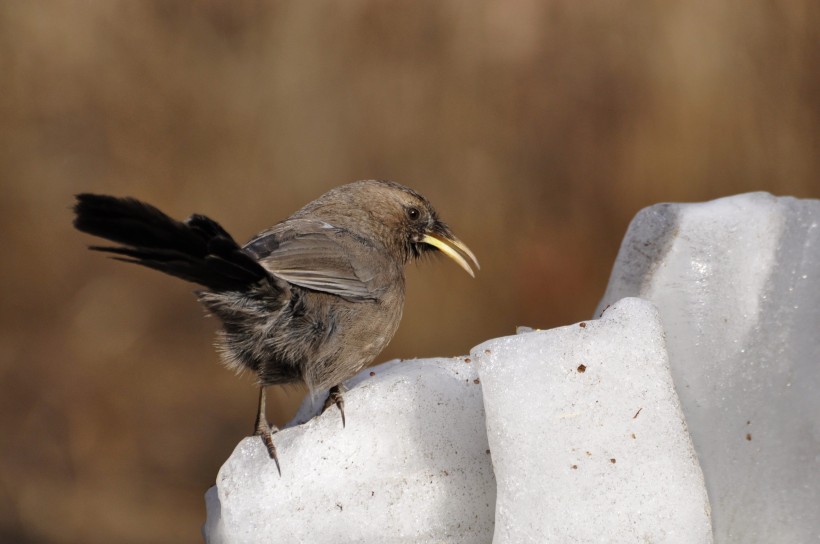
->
[73,180,478,472]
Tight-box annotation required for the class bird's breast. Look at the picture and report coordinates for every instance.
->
[246,281,404,391]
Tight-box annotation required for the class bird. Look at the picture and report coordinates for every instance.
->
[72,180,478,473]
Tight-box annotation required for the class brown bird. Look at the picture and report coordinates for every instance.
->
[73,180,478,472]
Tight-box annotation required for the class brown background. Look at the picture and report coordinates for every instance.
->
[1,1,817,542]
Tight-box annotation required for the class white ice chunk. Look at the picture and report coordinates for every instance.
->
[203,358,495,544]
[205,192,818,543]
[474,298,712,544]
[597,192,820,543]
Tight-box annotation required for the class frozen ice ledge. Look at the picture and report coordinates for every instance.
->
[204,192,819,543]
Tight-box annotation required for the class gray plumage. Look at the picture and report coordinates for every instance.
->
[73,180,478,471]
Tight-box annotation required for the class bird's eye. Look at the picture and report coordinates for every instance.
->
[406,207,421,221]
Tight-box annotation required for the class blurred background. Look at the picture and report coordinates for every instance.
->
[1,1,817,542]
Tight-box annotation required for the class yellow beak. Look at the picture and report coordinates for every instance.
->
[421,233,480,278]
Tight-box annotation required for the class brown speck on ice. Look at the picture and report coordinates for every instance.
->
[484,349,491,355]
[633,407,642,419]
[486,449,491,455]
[464,357,471,363]
[473,378,481,385]
[610,458,616,464]
[369,371,376,377]
[571,464,578,469]
[579,322,586,328]
[577,364,586,373]
[746,433,752,441]
[631,433,636,439]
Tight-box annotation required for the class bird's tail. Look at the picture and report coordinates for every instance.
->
[73,193,269,292]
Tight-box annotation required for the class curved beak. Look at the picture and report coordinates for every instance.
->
[421,232,480,278]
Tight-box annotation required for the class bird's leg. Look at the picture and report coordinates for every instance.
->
[253,386,281,475]
[322,384,347,428]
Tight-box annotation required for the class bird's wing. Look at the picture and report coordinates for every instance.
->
[243,219,392,301]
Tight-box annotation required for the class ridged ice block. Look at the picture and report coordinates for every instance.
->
[597,192,820,543]
[474,298,712,544]
[203,358,495,544]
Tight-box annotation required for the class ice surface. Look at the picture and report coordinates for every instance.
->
[597,192,820,543]
[206,299,714,543]
[474,298,712,544]
[205,192,818,543]
[203,358,495,544]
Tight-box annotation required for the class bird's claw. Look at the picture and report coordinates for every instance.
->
[254,418,281,475]
[254,386,281,474]
[323,385,346,428]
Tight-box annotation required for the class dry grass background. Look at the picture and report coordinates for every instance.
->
[0,1,817,542]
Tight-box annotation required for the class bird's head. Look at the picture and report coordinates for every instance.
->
[302,180,479,277]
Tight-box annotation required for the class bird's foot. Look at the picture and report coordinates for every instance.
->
[254,417,281,475]
[253,386,281,474]
[322,384,347,428]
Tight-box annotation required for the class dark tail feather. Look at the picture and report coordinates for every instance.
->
[73,193,269,291]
